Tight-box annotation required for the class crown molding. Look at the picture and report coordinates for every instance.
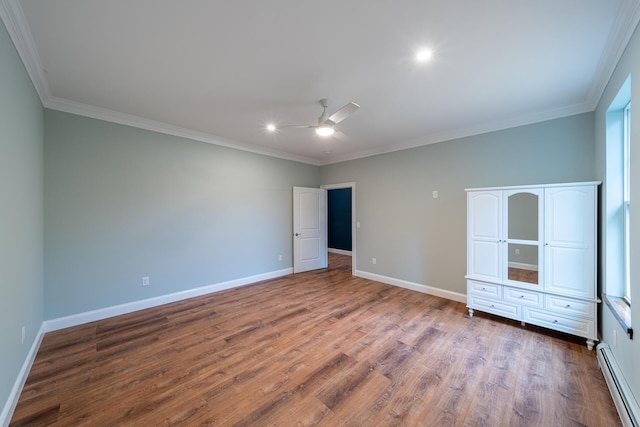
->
[323,1,640,166]
[586,0,640,110]
[3,0,639,167]
[44,96,322,165]
[319,101,593,166]
[0,0,322,166]
[0,0,49,103]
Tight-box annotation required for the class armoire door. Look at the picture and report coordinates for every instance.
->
[467,190,503,281]
[544,186,596,298]
[504,188,543,287]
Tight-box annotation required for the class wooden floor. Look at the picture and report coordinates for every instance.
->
[11,254,619,426]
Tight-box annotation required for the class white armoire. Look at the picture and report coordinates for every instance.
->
[465,182,600,349]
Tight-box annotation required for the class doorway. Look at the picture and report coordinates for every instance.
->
[327,188,352,253]
[322,182,356,275]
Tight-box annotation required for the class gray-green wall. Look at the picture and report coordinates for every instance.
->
[44,110,319,319]
[321,113,595,295]
[4,7,639,422]
[0,22,44,416]
[595,21,640,409]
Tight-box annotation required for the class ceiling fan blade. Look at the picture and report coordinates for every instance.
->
[333,130,349,141]
[277,124,314,129]
[328,102,360,124]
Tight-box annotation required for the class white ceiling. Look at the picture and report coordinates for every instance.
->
[3,0,640,165]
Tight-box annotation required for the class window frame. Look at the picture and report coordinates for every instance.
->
[623,101,631,304]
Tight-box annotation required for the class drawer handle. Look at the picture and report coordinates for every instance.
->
[565,304,571,308]
[553,320,558,323]
[482,287,486,291]
[519,295,524,299]
[491,304,495,308]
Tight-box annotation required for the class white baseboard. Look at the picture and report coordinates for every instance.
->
[2,267,292,425]
[1,323,46,427]
[43,267,292,333]
[3,266,461,426]
[597,343,639,426]
[355,270,466,303]
[2,268,291,425]
[328,248,352,256]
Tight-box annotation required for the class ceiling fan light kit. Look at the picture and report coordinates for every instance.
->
[272,99,359,137]
[315,125,335,136]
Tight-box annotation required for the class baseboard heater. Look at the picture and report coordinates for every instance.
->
[597,343,639,426]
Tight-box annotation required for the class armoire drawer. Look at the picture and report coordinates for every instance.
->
[522,307,595,339]
[504,287,542,307]
[468,295,519,320]
[544,295,594,318]
[468,281,502,298]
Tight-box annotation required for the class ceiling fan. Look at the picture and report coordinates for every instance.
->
[269,99,360,137]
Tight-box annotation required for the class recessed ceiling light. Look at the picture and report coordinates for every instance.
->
[415,48,433,63]
[266,123,276,132]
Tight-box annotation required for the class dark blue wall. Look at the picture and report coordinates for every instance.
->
[328,188,352,251]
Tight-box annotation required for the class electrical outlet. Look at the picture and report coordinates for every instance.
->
[372,258,377,265]
[278,254,283,261]
[142,276,150,286]
[515,248,520,255]
[432,190,438,199]
[21,326,25,344]
[613,329,618,347]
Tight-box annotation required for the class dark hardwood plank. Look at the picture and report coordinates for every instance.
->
[10,253,620,426]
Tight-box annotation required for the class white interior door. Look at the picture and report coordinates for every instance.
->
[293,187,327,273]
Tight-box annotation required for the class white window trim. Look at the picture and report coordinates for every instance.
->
[623,101,631,304]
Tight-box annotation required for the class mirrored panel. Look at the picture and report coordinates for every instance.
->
[508,243,538,284]
[508,192,538,241]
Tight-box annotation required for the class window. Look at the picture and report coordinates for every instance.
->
[624,101,631,303]
[604,77,632,336]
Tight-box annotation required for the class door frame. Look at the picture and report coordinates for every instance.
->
[322,182,356,275]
